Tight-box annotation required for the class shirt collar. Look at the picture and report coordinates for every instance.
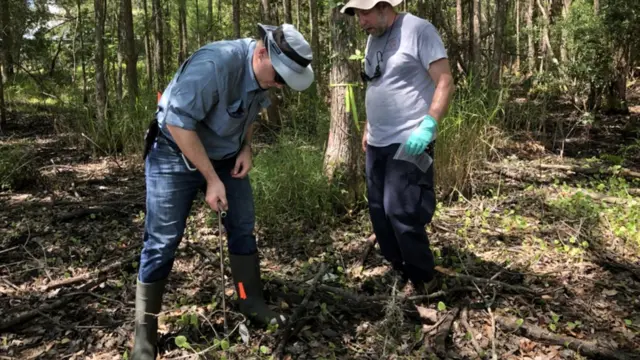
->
[243,40,261,93]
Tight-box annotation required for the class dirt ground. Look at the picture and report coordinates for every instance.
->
[1,100,640,360]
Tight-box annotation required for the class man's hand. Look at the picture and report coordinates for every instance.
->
[362,132,368,152]
[404,115,437,155]
[232,145,252,178]
[206,177,228,212]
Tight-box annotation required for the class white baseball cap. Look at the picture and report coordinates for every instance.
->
[340,0,403,16]
[258,23,314,92]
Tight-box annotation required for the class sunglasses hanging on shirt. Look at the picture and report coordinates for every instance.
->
[361,51,383,83]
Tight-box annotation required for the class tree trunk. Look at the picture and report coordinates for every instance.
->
[78,0,88,103]
[195,0,201,47]
[95,0,107,122]
[471,0,481,78]
[324,6,361,202]
[560,0,571,63]
[0,59,5,132]
[1,0,14,82]
[526,0,535,76]
[456,0,462,45]
[153,0,165,89]
[122,0,139,108]
[515,0,520,74]
[261,0,282,127]
[536,0,554,71]
[593,0,599,15]
[208,0,213,41]
[491,0,505,86]
[233,0,240,38]
[296,0,301,29]
[116,3,124,102]
[164,2,173,70]
[309,0,321,95]
[606,45,629,114]
[141,0,153,91]
[284,0,292,23]
[178,0,188,64]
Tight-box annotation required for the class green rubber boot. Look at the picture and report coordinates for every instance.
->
[229,252,286,326]
[131,279,166,360]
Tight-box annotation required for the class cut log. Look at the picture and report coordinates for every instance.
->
[496,315,640,360]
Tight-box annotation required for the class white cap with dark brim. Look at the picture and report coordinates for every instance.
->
[340,0,403,16]
[258,23,314,92]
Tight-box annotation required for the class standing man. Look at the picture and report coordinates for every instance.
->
[132,24,314,359]
[340,1,455,293]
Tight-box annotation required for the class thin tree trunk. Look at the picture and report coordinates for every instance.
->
[0,0,13,82]
[261,0,282,127]
[208,0,213,41]
[164,2,172,70]
[218,0,222,27]
[141,0,153,91]
[284,0,292,23]
[95,0,107,122]
[178,0,188,64]
[195,0,201,46]
[78,0,88,103]
[116,2,124,102]
[515,0,520,74]
[526,0,535,76]
[456,0,462,45]
[607,45,629,114]
[153,0,165,89]
[233,0,240,38]
[491,0,505,86]
[296,0,301,29]
[593,0,599,15]
[122,0,139,108]
[472,0,481,76]
[309,0,321,94]
[560,0,571,64]
[536,0,554,69]
[325,6,361,202]
[0,59,5,132]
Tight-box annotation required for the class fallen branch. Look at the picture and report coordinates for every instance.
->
[435,266,539,296]
[41,255,135,292]
[538,163,640,179]
[275,264,328,359]
[496,315,640,360]
[0,292,84,331]
[460,307,484,359]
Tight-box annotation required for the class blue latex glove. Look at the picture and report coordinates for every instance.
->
[404,115,437,155]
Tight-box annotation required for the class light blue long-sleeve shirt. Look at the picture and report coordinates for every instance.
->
[156,39,271,160]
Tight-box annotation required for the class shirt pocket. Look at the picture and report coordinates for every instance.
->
[214,98,246,137]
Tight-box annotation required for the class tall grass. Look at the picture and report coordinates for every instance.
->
[433,78,506,197]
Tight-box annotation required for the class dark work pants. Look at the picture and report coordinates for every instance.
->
[365,143,437,284]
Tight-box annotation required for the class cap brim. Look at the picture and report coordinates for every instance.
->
[270,48,314,91]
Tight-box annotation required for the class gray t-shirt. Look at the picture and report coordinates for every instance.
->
[363,13,448,147]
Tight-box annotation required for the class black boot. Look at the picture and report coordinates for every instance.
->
[229,252,286,326]
[131,279,166,360]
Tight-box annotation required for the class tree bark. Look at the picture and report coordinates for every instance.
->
[296,0,301,29]
[515,0,520,73]
[233,0,240,38]
[122,0,139,108]
[456,0,463,46]
[152,0,165,89]
[284,0,292,23]
[324,6,361,202]
[261,0,282,127]
[178,0,188,64]
[79,0,88,103]
[116,3,124,102]
[208,0,213,41]
[0,0,13,82]
[94,0,107,122]
[526,0,535,76]
[472,0,481,75]
[560,0,571,63]
[491,0,505,86]
[164,2,172,70]
[0,57,5,132]
[141,0,153,91]
[195,0,201,47]
[606,45,629,114]
[309,0,321,95]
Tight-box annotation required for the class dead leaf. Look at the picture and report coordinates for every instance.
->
[603,289,618,297]
[415,305,438,324]
[519,338,537,352]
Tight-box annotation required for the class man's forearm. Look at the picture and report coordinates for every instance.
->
[242,123,255,150]
[167,124,218,183]
[427,76,455,122]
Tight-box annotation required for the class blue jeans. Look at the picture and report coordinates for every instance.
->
[138,136,257,283]
[365,143,436,284]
